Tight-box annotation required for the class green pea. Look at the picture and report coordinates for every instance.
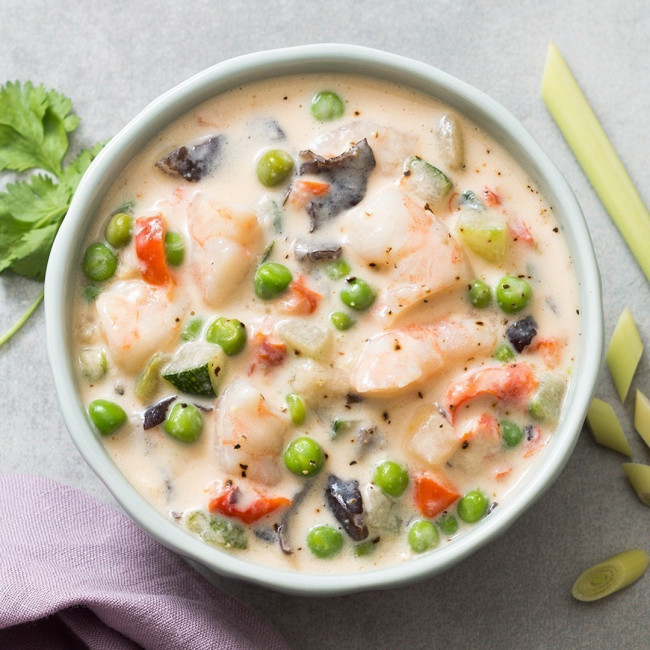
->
[340,277,376,311]
[437,513,459,536]
[329,311,356,331]
[373,460,409,498]
[408,519,439,553]
[82,242,118,282]
[181,317,203,342]
[500,419,524,448]
[87,399,127,435]
[206,317,247,355]
[307,524,343,558]
[493,342,515,363]
[468,278,491,308]
[254,262,293,299]
[82,285,102,302]
[256,149,294,187]
[163,402,203,443]
[164,231,185,266]
[496,275,532,313]
[283,436,324,477]
[324,259,351,280]
[310,90,345,122]
[354,540,377,557]
[105,212,133,248]
[457,489,489,523]
[285,393,306,426]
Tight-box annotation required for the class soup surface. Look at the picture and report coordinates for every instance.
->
[73,73,578,572]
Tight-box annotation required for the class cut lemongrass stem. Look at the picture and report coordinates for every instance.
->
[571,549,649,602]
[0,289,44,347]
[585,398,631,456]
[542,42,650,283]
[622,463,650,507]
[605,307,643,402]
[635,390,650,448]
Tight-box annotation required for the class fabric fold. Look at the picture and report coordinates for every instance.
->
[0,474,289,650]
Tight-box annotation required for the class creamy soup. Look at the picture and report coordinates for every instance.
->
[73,74,578,572]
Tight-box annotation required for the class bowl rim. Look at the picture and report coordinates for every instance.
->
[45,43,603,596]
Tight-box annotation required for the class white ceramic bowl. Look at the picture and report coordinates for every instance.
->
[45,44,603,596]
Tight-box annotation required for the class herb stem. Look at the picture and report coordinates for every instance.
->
[0,289,44,347]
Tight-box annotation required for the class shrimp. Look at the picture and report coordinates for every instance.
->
[95,279,186,372]
[214,378,289,486]
[307,119,417,178]
[443,362,538,424]
[186,192,264,307]
[350,317,497,397]
[343,187,472,321]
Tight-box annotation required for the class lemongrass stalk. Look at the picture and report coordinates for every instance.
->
[622,463,650,507]
[634,390,650,449]
[542,42,650,282]
[605,308,643,402]
[585,398,631,456]
[572,549,648,602]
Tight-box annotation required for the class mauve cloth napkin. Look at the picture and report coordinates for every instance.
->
[0,474,290,650]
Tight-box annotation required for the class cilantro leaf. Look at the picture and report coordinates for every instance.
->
[0,142,103,280]
[0,81,80,175]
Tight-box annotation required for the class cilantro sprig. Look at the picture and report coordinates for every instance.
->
[0,81,104,345]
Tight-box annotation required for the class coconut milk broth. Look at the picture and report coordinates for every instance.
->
[73,73,578,572]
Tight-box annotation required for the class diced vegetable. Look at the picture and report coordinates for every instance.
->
[134,351,168,402]
[401,155,453,209]
[571,549,648,602]
[181,508,247,550]
[606,307,643,402]
[542,42,650,283]
[413,471,460,518]
[528,373,566,423]
[155,135,224,182]
[78,347,108,382]
[276,318,330,358]
[134,215,170,285]
[585,398,632,457]
[456,207,507,263]
[635,390,650,448]
[437,113,464,170]
[208,484,291,525]
[162,342,226,397]
[622,463,650,506]
[325,474,368,541]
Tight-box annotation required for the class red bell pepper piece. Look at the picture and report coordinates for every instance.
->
[134,215,170,285]
[413,471,460,518]
[208,483,291,524]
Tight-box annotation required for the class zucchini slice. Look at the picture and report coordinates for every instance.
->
[162,342,226,398]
